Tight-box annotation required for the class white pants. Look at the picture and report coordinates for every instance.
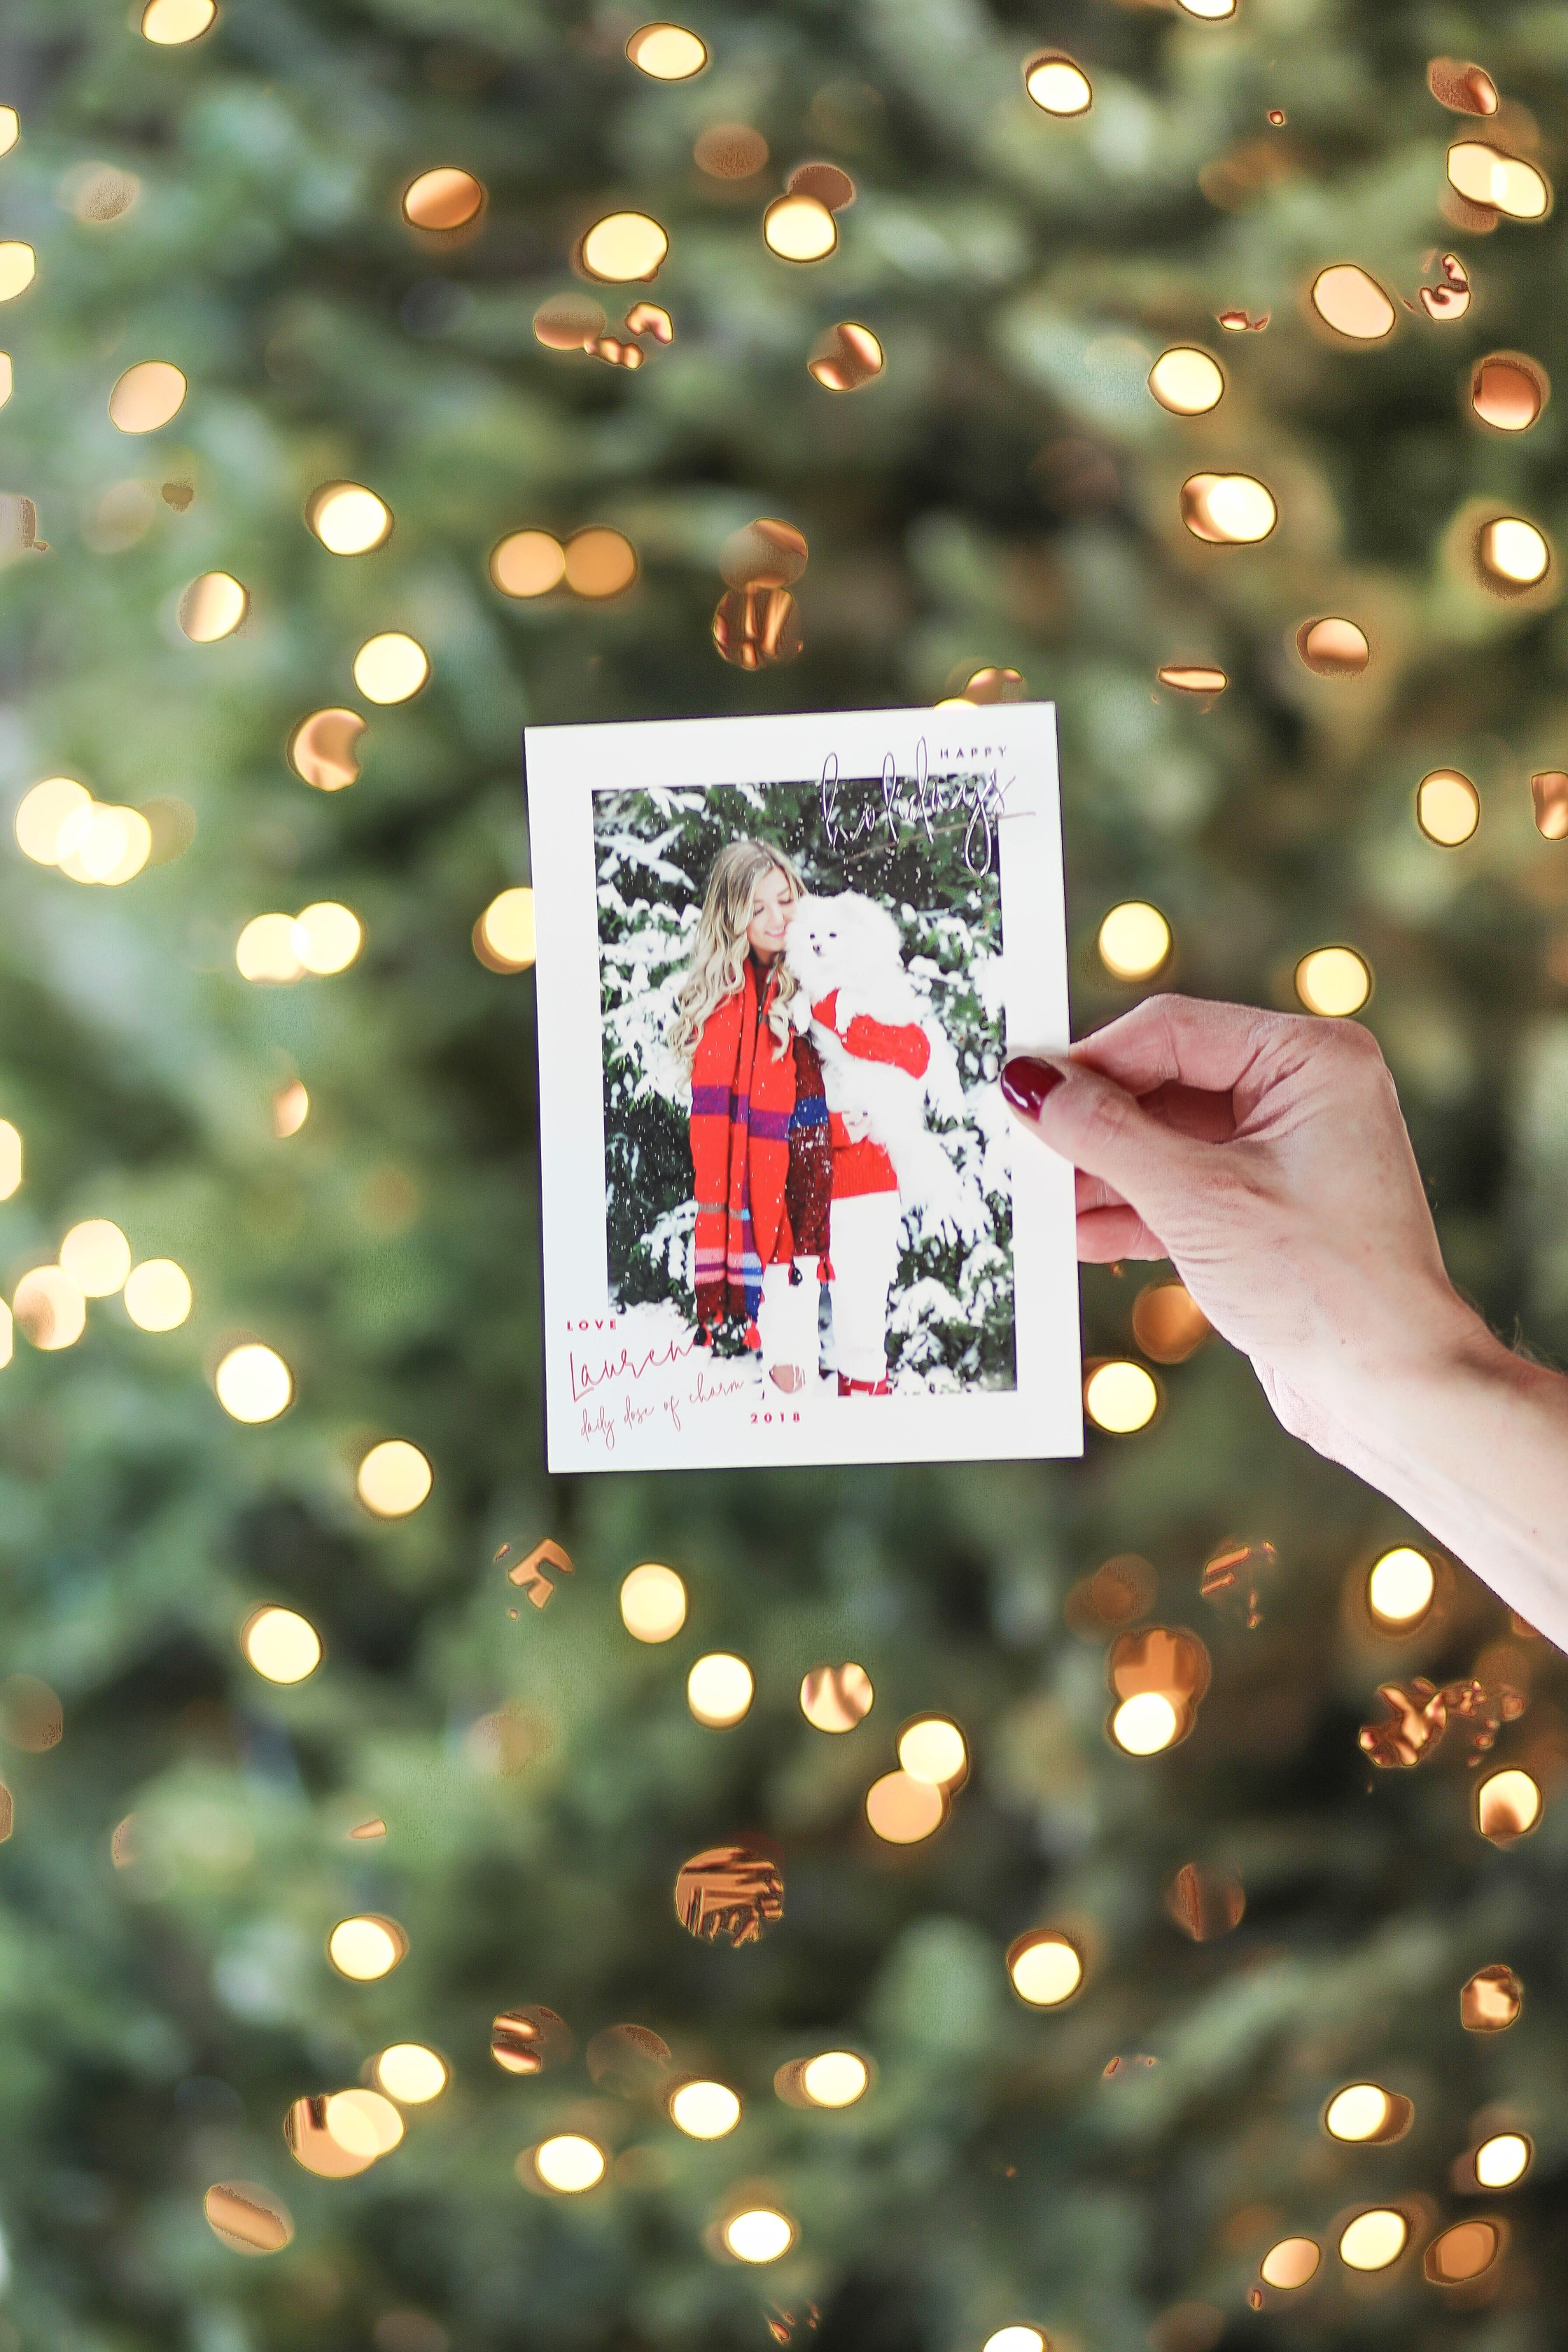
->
[827,1191,902,1385]
[757,1256,822,1388]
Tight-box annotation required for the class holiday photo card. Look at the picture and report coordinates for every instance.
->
[524,706,1082,1473]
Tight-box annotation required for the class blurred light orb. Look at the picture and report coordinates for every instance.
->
[808,321,883,391]
[0,1302,10,1368]
[626,22,708,78]
[374,2043,448,2104]
[15,777,92,865]
[13,1266,86,1351]
[326,2089,403,2157]
[0,110,15,159]
[1297,616,1369,676]
[55,800,152,887]
[0,244,35,302]
[1310,264,1396,341]
[1024,54,1092,115]
[621,1562,687,1642]
[1295,946,1371,1017]
[1425,2220,1502,2284]
[1111,1691,1181,1754]
[713,584,803,667]
[799,1662,874,1731]
[1132,1281,1209,1363]
[0,1120,19,1201]
[788,161,856,211]
[669,2079,741,2138]
[236,914,303,983]
[354,632,429,704]
[286,2094,375,2178]
[800,2050,868,2106]
[328,1915,406,1980]
[178,572,248,643]
[293,902,363,976]
[982,2331,1045,2352]
[203,2180,293,2254]
[1007,1929,1083,2007]
[687,1652,754,1728]
[306,482,393,555]
[59,1219,131,1297]
[475,887,536,972]
[1259,2238,1320,2290]
[124,1258,192,1331]
[897,1715,967,1786]
[535,2134,606,2192]
[1157,664,1227,696]
[532,295,606,353]
[1447,142,1550,220]
[287,708,365,791]
[1098,901,1170,981]
[1477,1767,1542,1841]
[724,2207,793,2262]
[564,527,638,598]
[402,168,484,230]
[491,530,566,596]
[1338,2210,1408,2272]
[1429,58,1499,114]
[109,360,186,431]
[762,193,837,262]
[273,1081,309,1138]
[1475,2131,1530,2187]
[1471,354,1547,433]
[720,518,808,591]
[141,0,217,38]
[696,124,770,179]
[1324,2083,1394,2141]
[1085,1360,1159,1434]
[580,212,668,281]
[1366,1546,1434,1629]
[865,1769,946,1843]
[1532,771,1568,839]
[1177,0,1237,14]
[356,1439,433,1518]
[215,1342,293,1423]
[1417,769,1480,846]
[1181,472,1277,544]
[241,1605,321,1684]
[1148,346,1224,414]
[1479,516,1550,587]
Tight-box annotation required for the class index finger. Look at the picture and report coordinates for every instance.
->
[1071,993,1294,1098]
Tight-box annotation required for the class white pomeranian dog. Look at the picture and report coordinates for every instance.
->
[785,891,960,1218]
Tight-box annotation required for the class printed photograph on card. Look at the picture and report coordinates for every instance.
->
[526,708,1082,1473]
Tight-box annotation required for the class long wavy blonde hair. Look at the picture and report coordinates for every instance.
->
[667,838,804,1070]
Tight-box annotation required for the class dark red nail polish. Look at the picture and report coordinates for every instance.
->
[1001,1056,1064,1116]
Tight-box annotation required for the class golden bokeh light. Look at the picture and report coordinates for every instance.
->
[356,1438,433,1518]
[236,914,304,983]
[723,2206,794,2262]
[327,1914,407,1980]
[325,2088,404,2159]
[177,572,248,643]
[799,2050,868,2106]
[695,125,770,179]
[1309,264,1396,341]
[1131,1282,1209,1363]
[1177,0,1237,15]
[353,632,429,704]
[720,519,808,591]
[1424,2220,1502,2286]
[788,161,855,210]
[962,666,1026,705]
[108,360,186,432]
[580,212,668,281]
[1462,1964,1523,2032]
[563,526,638,598]
[402,168,485,230]
[865,1769,947,1843]
[1416,768,1480,846]
[1419,252,1471,320]
[621,1562,687,1641]
[15,777,92,865]
[1157,664,1227,696]
[141,0,217,38]
[799,1662,873,1731]
[1337,2210,1408,2272]
[203,2180,294,2254]
[534,2134,606,2193]
[1110,1692,1181,1754]
[626,22,708,78]
[374,2043,449,2104]
[286,2094,376,2178]
[306,482,393,555]
[533,296,606,353]
[1532,771,1568,839]
[0,244,34,302]
[1148,346,1224,414]
[1475,2131,1530,2187]
[981,2332,1044,2352]
[1324,2083,1408,2143]
[1429,58,1498,113]
[64,802,153,888]
[0,109,15,158]
[491,2005,573,2074]
[762,192,836,262]
[1471,354,1548,433]
[686,1652,754,1728]
[294,902,363,976]
[1024,53,1092,115]
[1097,901,1171,981]
[1259,2238,1320,2290]
[897,1716,967,1787]
[0,1120,19,1202]
[1296,616,1369,677]
[1478,515,1550,588]
[1366,1546,1435,1630]
[1085,1360,1159,1434]
[1180,472,1277,544]
[1295,946,1371,1017]
[1007,1929,1083,2007]
[713,587,802,668]
[214,1342,293,1423]
[287,708,365,791]
[1476,1766,1541,1841]
[13,1266,86,1352]
[59,1219,130,1297]
[123,1258,192,1331]
[1166,1861,1245,1940]
[240,1605,321,1684]
[475,887,536,973]
[625,300,673,342]
[1447,142,1550,220]
[668,2078,741,2138]
[808,321,883,391]
[491,530,567,597]
[273,1081,309,1139]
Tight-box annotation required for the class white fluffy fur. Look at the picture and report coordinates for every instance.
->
[785,892,958,1214]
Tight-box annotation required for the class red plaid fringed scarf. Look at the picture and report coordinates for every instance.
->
[689,960,832,1338]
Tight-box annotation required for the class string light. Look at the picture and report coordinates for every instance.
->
[897,1716,967,1786]
[374,2045,449,2103]
[287,709,365,791]
[325,2089,403,2157]
[293,903,363,975]
[620,1562,687,1641]
[865,1770,946,1842]
[241,1606,322,1684]
[0,1121,19,1200]
[1296,617,1369,676]
[799,2051,868,2106]
[1309,265,1396,340]
[808,322,883,391]
[799,1662,873,1730]
[12,1266,86,1351]
[1180,472,1277,543]
[0,109,16,158]
[1110,1692,1181,1754]
[562,528,637,598]
[15,778,90,864]
[214,1343,293,1423]
[474,888,536,972]
[1337,2210,1408,2272]
[982,2332,1045,2352]
[0,356,11,409]
[1007,1930,1083,2007]
[1416,769,1480,846]
[1478,516,1550,588]
[1424,2221,1502,2284]
[1446,143,1550,220]
[1474,2131,1530,2187]
[305,482,393,555]
[1461,1965,1522,2031]
[235,915,303,983]
[0,244,36,302]
[204,2181,293,2253]
[356,1439,433,1518]
[177,573,248,642]
[123,1259,192,1331]
[1476,1767,1542,1840]
[1098,902,1171,981]
[1023,55,1092,115]
[1295,946,1371,1017]
[668,2080,741,2137]
[108,360,186,431]
[353,632,429,704]
[686,1653,754,1727]
[491,531,566,597]
[59,1220,130,1297]
[533,2134,606,2192]
[580,213,668,281]
[272,1082,309,1139]
[141,0,218,38]
[1148,347,1224,414]
[1366,1546,1434,1629]
[327,1915,407,1980]
[1471,354,1548,432]
[1323,2083,1409,2143]
[762,193,836,262]
[723,2208,794,2262]
[1259,2239,1320,2290]
[1084,1361,1160,1434]
[625,23,708,78]
[402,169,484,230]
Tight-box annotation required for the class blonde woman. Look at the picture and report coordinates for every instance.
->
[668,839,832,1389]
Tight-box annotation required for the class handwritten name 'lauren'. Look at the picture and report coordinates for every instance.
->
[818,737,1015,876]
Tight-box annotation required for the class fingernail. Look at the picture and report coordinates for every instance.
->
[1000,1056,1065,1117]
